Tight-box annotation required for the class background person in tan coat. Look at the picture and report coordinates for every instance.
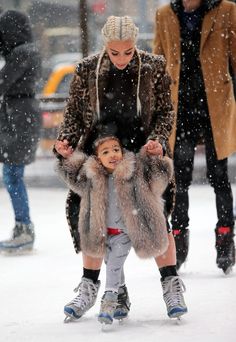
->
[153,0,236,274]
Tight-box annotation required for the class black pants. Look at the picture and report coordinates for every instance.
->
[171,114,234,230]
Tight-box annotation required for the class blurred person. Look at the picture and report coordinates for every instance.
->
[56,135,184,325]
[0,10,41,253]
[154,0,236,273]
[54,15,187,322]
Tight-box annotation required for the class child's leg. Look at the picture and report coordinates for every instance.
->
[120,267,125,286]
[98,233,131,324]
[105,233,131,292]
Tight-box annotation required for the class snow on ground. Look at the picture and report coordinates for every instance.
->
[1,185,236,342]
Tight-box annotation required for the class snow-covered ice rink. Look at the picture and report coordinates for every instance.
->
[1,185,236,342]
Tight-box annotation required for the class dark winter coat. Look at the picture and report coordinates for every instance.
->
[56,148,173,257]
[154,0,236,159]
[0,10,41,165]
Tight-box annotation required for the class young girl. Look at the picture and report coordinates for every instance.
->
[57,135,187,324]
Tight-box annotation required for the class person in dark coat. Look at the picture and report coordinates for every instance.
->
[153,0,236,274]
[0,10,41,253]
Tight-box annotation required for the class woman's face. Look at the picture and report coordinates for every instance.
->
[106,40,135,70]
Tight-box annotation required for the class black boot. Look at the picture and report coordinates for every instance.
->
[173,229,189,270]
[113,284,131,320]
[215,226,235,274]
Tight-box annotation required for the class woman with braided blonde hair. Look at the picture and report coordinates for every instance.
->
[54,15,187,323]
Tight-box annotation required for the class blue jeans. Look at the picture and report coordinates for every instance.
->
[3,164,31,225]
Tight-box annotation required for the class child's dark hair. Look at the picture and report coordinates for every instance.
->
[93,136,122,155]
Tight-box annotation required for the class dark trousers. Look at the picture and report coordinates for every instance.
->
[171,114,234,230]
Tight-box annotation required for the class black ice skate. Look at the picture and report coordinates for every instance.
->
[173,229,189,270]
[215,226,235,274]
[113,284,131,320]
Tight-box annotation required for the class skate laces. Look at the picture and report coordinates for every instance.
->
[71,279,98,310]
[162,276,186,307]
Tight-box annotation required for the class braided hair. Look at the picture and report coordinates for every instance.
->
[101,15,139,43]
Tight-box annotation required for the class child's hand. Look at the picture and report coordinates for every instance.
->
[144,140,163,156]
[54,139,73,158]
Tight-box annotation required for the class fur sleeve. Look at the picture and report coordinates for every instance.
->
[139,147,173,192]
[55,151,88,195]
[147,55,175,143]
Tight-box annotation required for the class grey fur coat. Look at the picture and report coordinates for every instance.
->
[56,148,173,258]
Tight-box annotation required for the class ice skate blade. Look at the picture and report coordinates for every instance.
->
[64,316,74,323]
[114,316,127,324]
[64,315,81,323]
[101,322,113,332]
[223,266,233,275]
[0,246,34,256]
[175,317,182,325]
[169,314,184,325]
[63,310,82,323]
[217,261,234,275]
[64,316,71,323]
[98,317,113,325]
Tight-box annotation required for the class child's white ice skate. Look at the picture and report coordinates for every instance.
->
[98,291,118,328]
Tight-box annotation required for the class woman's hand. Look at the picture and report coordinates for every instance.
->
[144,140,163,156]
[54,139,73,158]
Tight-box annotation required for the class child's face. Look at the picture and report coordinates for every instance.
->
[97,139,123,172]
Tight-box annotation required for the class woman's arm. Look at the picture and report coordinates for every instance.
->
[55,61,90,154]
[139,147,173,192]
[55,151,88,195]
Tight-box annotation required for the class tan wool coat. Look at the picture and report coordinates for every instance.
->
[154,0,236,159]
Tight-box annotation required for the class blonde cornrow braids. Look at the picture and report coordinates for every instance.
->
[101,15,139,43]
[135,47,142,116]
[95,47,106,119]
